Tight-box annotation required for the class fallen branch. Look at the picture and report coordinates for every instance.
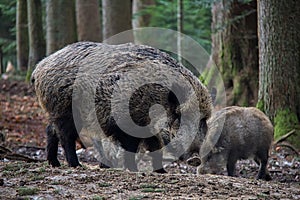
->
[274,129,296,145]
[17,145,45,150]
[0,145,45,163]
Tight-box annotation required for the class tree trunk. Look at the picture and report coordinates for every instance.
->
[0,46,3,74]
[102,0,133,41]
[16,0,29,71]
[210,0,258,106]
[46,0,77,55]
[177,0,183,64]
[27,0,45,81]
[258,0,300,146]
[132,0,154,28]
[76,0,102,42]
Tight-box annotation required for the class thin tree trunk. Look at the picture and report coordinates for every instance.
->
[16,0,29,71]
[177,0,183,63]
[46,0,77,55]
[76,0,102,42]
[132,0,154,28]
[102,0,133,42]
[257,0,300,146]
[27,0,45,81]
[0,46,3,74]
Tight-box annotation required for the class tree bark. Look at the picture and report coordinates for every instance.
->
[76,0,102,42]
[27,0,45,81]
[0,46,3,74]
[210,0,258,106]
[102,0,133,41]
[258,0,300,145]
[16,0,29,71]
[46,0,77,55]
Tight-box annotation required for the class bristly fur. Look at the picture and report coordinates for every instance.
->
[198,106,273,181]
[31,42,213,171]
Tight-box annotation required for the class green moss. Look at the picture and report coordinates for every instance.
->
[233,80,241,96]
[139,184,157,189]
[274,109,300,149]
[17,187,39,196]
[98,182,112,187]
[256,100,264,112]
[232,77,249,106]
[30,175,45,181]
[199,74,207,86]
[3,163,23,171]
[92,196,106,200]
[140,188,165,193]
[25,69,33,83]
[129,196,146,200]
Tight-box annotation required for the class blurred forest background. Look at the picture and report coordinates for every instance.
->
[0,0,299,148]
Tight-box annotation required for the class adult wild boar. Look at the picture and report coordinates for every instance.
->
[31,42,213,172]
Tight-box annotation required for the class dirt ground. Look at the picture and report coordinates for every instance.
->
[0,79,300,199]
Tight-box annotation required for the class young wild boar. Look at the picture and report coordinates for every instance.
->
[31,42,212,172]
[188,106,273,180]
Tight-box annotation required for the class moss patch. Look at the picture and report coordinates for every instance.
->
[274,109,300,149]
[25,69,33,83]
[17,187,39,196]
[256,100,264,113]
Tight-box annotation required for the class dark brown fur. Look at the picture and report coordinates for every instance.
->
[188,106,273,180]
[31,42,212,172]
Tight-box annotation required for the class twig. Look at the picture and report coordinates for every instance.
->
[0,145,12,154]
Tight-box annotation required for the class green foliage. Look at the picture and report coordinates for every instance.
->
[182,0,212,52]
[0,0,17,69]
[274,109,300,148]
[141,0,212,52]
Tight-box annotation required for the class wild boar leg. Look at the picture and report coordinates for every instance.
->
[226,156,237,176]
[257,152,272,180]
[46,124,60,167]
[55,117,81,167]
[122,137,140,172]
[145,136,167,173]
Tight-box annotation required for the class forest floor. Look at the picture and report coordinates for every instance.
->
[0,79,299,199]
